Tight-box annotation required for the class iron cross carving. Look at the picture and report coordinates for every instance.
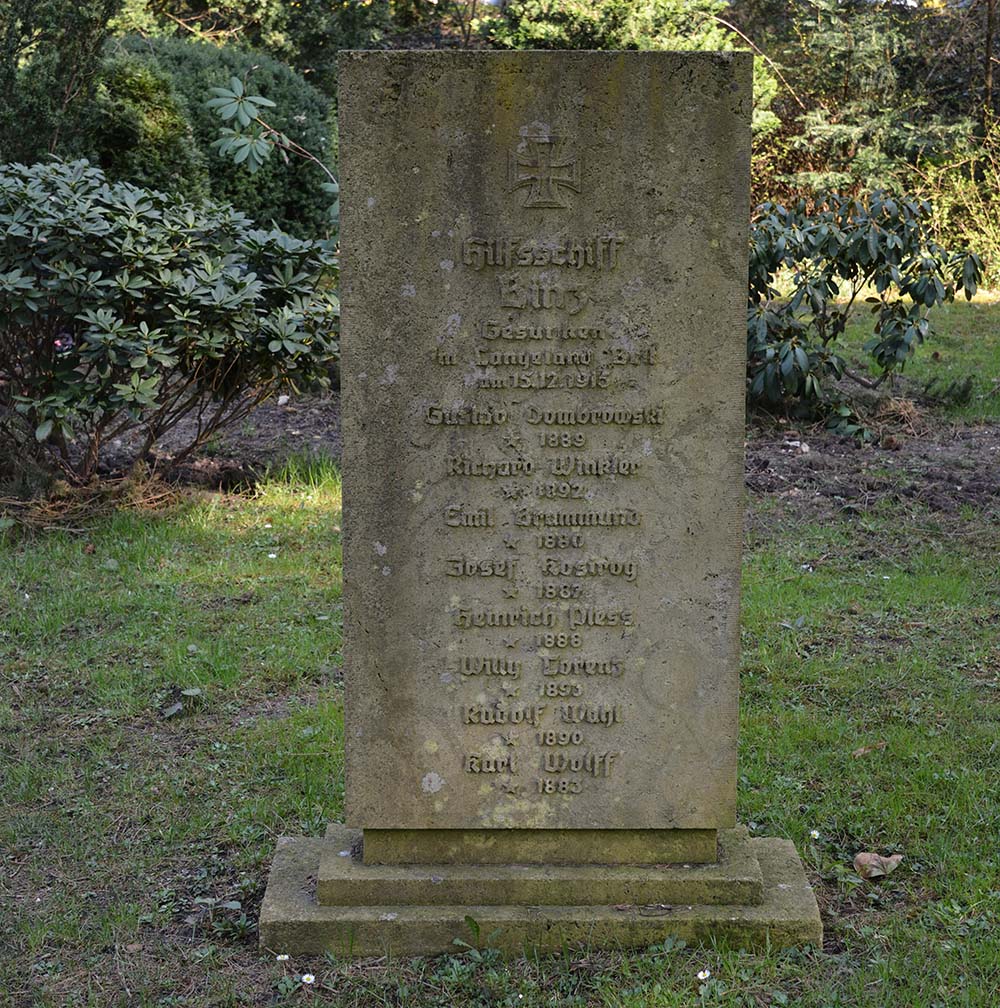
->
[508,135,581,209]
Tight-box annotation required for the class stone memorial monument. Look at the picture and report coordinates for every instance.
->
[260,50,822,955]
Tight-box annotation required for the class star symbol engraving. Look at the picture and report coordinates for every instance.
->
[502,636,519,649]
[502,584,519,599]
[498,779,521,795]
[500,483,528,501]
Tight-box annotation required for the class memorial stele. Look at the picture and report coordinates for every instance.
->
[260,50,822,955]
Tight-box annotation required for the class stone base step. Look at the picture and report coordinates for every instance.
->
[317,825,763,907]
[353,826,719,866]
[260,835,822,957]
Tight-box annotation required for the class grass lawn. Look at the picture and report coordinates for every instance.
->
[841,297,1000,422]
[2,305,999,1007]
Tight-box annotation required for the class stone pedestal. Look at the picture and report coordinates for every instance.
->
[260,828,821,955]
[259,50,821,956]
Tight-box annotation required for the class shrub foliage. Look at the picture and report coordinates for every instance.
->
[748,191,982,417]
[0,160,339,484]
[87,55,211,204]
[115,36,335,234]
[1,17,335,236]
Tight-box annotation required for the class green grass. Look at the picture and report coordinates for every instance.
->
[0,458,345,1006]
[841,296,1000,421]
[3,251,999,1008]
[2,447,998,1006]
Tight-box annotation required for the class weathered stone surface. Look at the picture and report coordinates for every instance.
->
[260,835,823,957]
[258,50,823,957]
[339,49,751,833]
[318,825,761,906]
[358,826,717,865]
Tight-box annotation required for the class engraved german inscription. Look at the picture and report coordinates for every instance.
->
[463,235,623,271]
[341,53,747,831]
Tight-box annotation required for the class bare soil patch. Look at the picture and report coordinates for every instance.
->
[746,419,1000,523]
[100,393,343,489]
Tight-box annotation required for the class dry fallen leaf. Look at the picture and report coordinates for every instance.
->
[854,852,903,880]
[852,740,888,758]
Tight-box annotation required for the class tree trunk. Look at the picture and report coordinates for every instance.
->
[987,0,997,131]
